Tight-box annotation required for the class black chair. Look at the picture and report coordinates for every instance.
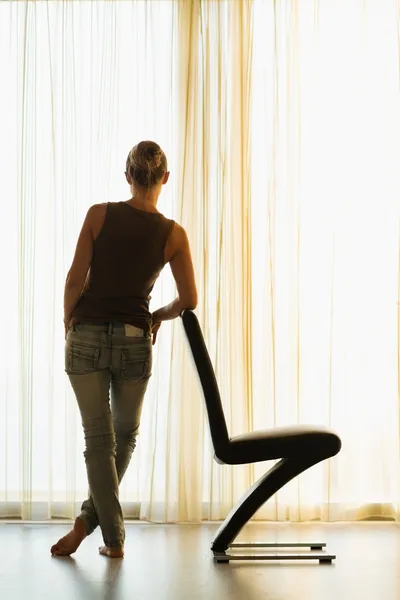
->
[181,310,342,564]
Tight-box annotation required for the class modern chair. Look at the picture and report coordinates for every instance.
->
[180,310,342,564]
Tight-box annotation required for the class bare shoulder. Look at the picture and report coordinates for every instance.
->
[169,222,188,244]
[88,203,108,240]
[89,202,108,216]
[165,222,190,263]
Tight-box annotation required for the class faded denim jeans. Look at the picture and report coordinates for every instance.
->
[65,321,152,548]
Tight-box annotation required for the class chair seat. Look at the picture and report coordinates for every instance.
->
[215,424,341,465]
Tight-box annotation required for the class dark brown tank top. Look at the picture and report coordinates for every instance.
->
[72,202,175,334]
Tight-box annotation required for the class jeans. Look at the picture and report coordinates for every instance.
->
[65,321,152,548]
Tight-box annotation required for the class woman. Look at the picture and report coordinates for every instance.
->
[51,141,197,558]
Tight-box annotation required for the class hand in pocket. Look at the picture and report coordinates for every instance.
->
[151,321,161,345]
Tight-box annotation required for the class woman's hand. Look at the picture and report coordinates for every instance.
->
[64,317,77,339]
[151,321,161,345]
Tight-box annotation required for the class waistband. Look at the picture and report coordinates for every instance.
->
[73,321,147,337]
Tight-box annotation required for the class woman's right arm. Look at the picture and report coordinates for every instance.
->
[152,223,198,323]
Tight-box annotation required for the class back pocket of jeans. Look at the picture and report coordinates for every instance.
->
[65,342,100,374]
[121,346,152,381]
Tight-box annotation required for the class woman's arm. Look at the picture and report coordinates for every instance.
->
[152,224,198,323]
[64,208,94,326]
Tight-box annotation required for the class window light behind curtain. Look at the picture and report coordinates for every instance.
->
[0,0,399,523]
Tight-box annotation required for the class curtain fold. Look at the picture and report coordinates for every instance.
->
[0,0,400,524]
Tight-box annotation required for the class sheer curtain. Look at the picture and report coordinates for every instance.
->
[0,0,400,524]
[249,0,400,520]
[0,0,179,520]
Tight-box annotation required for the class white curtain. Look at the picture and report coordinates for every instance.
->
[250,0,400,520]
[0,0,399,524]
[0,0,179,520]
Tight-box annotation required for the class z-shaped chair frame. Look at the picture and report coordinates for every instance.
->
[181,310,342,564]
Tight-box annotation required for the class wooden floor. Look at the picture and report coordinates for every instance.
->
[0,521,399,599]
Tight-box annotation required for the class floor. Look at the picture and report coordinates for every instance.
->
[0,521,399,599]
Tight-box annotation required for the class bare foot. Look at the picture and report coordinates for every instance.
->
[98,545,124,558]
[51,517,87,556]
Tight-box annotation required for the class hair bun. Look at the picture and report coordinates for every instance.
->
[126,141,167,188]
[152,150,162,168]
[144,147,162,168]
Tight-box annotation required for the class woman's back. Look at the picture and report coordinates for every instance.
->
[72,201,174,335]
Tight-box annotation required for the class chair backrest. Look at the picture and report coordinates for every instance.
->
[180,310,230,458]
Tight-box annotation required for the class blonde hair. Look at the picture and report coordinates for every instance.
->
[126,141,168,188]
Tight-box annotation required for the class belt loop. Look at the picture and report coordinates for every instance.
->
[108,322,112,335]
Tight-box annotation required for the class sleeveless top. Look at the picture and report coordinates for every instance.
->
[72,202,175,335]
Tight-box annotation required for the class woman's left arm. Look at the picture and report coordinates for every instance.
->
[64,207,95,329]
